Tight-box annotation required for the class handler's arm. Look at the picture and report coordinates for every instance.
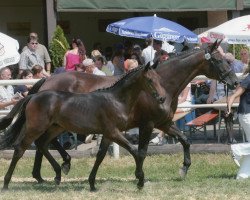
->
[228,86,245,113]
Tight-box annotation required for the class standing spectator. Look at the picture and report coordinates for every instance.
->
[124,59,138,72]
[19,36,50,77]
[112,44,125,76]
[83,58,106,76]
[142,37,156,65]
[0,67,21,111]
[63,38,86,71]
[14,69,33,97]
[22,32,51,75]
[153,40,169,64]
[228,65,250,179]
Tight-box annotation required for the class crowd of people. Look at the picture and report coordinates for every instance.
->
[2,31,250,179]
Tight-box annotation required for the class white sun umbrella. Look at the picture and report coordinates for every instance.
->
[206,15,250,44]
[0,32,20,69]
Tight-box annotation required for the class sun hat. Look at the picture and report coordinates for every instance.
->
[82,58,94,67]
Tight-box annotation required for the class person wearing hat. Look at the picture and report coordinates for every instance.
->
[83,58,105,76]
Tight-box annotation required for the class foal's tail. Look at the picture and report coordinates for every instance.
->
[0,95,33,150]
[0,78,46,130]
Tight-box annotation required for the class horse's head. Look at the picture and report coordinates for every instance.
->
[204,40,238,89]
[142,62,166,104]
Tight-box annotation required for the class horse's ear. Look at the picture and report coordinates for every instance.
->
[210,39,218,53]
[151,60,159,69]
[144,62,151,71]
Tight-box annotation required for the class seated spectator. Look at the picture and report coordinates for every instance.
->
[124,59,138,72]
[83,58,106,76]
[94,55,112,75]
[75,63,86,72]
[14,69,33,97]
[0,67,22,111]
[31,65,46,79]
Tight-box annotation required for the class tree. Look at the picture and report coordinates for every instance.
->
[49,25,70,70]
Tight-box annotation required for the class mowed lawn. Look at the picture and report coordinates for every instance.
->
[0,153,249,200]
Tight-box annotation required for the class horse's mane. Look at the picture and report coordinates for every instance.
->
[96,66,143,92]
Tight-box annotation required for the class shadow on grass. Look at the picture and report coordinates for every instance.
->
[205,173,236,179]
[0,178,140,193]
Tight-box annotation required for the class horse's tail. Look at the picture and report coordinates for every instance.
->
[0,95,33,150]
[28,77,46,95]
[0,78,46,130]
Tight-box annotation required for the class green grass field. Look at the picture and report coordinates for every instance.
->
[0,153,249,200]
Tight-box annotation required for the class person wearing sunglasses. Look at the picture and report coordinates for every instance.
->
[19,36,50,77]
[22,32,51,76]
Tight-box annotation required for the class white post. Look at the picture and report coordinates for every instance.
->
[113,142,120,159]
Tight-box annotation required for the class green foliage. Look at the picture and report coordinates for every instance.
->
[227,44,248,60]
[49,25,70,70]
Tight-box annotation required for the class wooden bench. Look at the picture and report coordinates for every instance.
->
[185,110,219,143]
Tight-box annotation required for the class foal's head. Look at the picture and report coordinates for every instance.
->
[139,63,166,104]
[203,40,238,89]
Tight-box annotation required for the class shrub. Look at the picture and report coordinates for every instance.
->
[227,44,249,60]
[49,25,70,71]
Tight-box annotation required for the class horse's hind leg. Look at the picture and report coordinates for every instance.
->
[167,124,191,178]
[88,137,111,191]
[32,149,45,183]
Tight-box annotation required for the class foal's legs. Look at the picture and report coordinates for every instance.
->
[2,144,28,190]
[34,127,65,185]
[32,137,71,183]
[88,137,111,191]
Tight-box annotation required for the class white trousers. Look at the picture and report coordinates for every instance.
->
[231,113,250,179]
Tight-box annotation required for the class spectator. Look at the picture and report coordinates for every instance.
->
[22,32,51,75]
[142,37,156,65]
[112,44,125,76]
[83,58,106,76]
[75,63,86,72]
[19,36,50,77]
[124,59,138,72]
[14,69,33,97]
[153,40,169,64]
[94,55,112,75]
[63,38,86,71]
[228,65,250,179]
[0,67,21,111]
[31,65,45,79]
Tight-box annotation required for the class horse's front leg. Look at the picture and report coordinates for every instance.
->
[137,123,154,180]
[108,130,143,189]
[50,138,71,175]
[88,136,111,191]
[167,124,191,178]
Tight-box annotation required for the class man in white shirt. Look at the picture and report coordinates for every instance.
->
[142,37,156,66]
[0,67,21,111]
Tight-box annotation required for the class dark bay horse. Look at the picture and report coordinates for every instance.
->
[0,41,238,191]
[0,64,166,190]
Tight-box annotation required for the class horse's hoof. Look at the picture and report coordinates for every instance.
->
[54,177,61,185]
[33,176,45,184]
[90,186,97,192]
[137,181,144,190]
[61,162,70,175]
[179,167,187,179]
[1,187,8,192]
